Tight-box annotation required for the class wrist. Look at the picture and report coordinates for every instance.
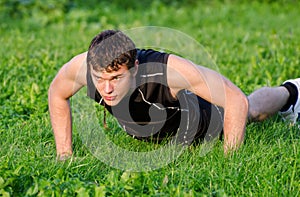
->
[57,151,73,161]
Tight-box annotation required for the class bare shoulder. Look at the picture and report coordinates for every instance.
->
[60,52,88,86]
[49,52,88,99]
[167,54,207,76]
[167,54,204,94]
[167,54,241,108]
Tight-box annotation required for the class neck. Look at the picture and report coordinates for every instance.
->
[128,77,137,95]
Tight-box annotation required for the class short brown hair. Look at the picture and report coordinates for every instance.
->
[87,30,137,72]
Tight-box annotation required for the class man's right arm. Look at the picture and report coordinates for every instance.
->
[48,52,87,160]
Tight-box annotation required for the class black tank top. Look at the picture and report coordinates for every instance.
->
[86,49,223,144]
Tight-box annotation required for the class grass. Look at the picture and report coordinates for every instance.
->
[0,0,299,196]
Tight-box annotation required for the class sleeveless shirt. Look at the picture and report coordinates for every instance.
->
[86,49,223,144]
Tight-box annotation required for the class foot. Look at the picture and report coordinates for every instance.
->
[279,78,300,124]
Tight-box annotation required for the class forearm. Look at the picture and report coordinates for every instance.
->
[47,53,87,159]
[48,93,73,158]
[223,93,248,153]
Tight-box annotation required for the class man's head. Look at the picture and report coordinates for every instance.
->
[87,30,138,106]
[87,30,137,72]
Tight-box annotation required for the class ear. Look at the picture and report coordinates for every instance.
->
[131,60,139,77]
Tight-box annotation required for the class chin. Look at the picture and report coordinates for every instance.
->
[104,100,120,106]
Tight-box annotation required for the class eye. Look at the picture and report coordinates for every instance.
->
[113,76,121,81]
[95,76,104,83]
[96,77,101,81]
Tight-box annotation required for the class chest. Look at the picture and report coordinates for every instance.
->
[107,83,181,123]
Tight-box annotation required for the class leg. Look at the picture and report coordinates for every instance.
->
[248,86,289,122]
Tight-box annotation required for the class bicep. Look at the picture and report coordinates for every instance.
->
[167,54,239,107]
[49,52,87,100]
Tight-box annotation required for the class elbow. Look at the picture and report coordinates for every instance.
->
[240,92,249,110]
[243,95,249,118]
[225,84,249,118]
[223,79,248,115]
[48,81,55,102]
[48,81,56,111]
[236,91,249,118]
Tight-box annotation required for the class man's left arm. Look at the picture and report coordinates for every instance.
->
[167,55,249,153]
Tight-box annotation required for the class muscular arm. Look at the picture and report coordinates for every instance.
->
[167,55,248,153]
[48,52,87,159]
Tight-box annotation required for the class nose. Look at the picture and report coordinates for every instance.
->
[104,80,114,94]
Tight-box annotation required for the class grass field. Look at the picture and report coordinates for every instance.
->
[0,0,299,196]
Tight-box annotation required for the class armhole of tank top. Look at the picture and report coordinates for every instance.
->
[85,56,100,101]
[164,53,179,100]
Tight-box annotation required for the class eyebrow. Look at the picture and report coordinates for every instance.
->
[92,72,124,80]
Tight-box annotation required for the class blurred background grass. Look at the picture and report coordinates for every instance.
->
[0,0,299,196]
[1,0,300,128]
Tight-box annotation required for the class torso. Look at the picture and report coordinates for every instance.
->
[86,49,223,142]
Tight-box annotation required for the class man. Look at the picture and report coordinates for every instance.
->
[48,30,300,160]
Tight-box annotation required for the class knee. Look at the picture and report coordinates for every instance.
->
[247,86,280,122]
[248,109,269,122]
[248,101,271,122]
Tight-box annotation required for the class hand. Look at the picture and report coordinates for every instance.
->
[57,153,72,162]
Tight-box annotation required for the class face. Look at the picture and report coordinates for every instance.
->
[91,63,138,106]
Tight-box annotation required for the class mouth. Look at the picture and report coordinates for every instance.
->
[103,96,116,101]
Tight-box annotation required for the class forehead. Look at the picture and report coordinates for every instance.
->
[91,64,129,77]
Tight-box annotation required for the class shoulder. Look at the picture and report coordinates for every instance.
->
[49,52,88,99]
[69,52,87,66]
[58,52,88,86]
[167,54,203,77]
[137,49,169,64]
[166,54,207,94]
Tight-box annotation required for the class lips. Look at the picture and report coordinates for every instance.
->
[104,96,116,101]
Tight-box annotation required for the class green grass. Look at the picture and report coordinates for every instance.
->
[0,0,299,196]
